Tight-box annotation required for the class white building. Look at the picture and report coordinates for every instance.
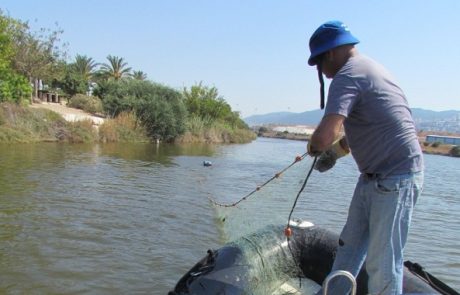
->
[272,125,315,135]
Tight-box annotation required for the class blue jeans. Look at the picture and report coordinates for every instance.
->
[321,172,424,295]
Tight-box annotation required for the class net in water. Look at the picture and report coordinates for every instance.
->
[208,155,320,294]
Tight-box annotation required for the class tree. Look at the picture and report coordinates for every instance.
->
[99,55,132,80]
[54,55,97,96]
[183,82,232,120]
[58,68,88,97]
[8,17,67,101]
[182,82,248,129]
[0,11,32,102]
[131,70,147,80]
[94,79,187,141]
[72,54,97,82]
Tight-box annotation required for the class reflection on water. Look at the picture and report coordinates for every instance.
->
[0,139,458,294]
[0,142,221,294]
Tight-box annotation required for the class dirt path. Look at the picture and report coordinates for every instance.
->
[30,102,105,126]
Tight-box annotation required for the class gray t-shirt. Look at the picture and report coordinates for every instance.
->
[325,54,423,176]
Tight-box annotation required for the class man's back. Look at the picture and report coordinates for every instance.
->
[325,54,423,176]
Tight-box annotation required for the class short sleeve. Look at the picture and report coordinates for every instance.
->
[325,75,361,118]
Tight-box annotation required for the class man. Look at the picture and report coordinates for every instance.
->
[307,21,424,295]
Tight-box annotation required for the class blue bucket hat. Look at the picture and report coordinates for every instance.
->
[308,20,359,66]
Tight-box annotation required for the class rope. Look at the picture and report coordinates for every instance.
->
[318,61,325,110]
[209,152,309,207]
[286,156,317,226]
[285,156,317,281]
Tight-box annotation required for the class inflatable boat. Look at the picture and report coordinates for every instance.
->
[169,221,458,295]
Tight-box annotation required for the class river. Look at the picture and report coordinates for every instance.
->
[0,138,458,294]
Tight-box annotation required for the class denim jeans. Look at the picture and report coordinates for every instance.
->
[320,172,424,295]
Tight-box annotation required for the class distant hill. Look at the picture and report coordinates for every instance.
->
[244,109,324,126]
[244,108,460,126]
[411,108,460,121]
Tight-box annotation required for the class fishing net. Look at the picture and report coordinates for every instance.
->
[208,154,321,294]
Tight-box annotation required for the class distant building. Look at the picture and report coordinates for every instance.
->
[272,125,315,135]
[426,135,460,145]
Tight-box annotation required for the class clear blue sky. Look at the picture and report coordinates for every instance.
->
[2,0,459,117]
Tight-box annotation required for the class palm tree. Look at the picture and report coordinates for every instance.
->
[72,54,97,82]
[99,55,132,80]
[131,70,147,80]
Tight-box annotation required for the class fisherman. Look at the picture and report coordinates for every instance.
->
[306,21,424,295]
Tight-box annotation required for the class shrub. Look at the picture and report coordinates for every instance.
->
[423,142,430,147]
[135,96,186,141]
[67,119,97,143]
[94,79,188,141]
[450,146,460,157]
[186,115,214,136]
[258,126,268,133]
[431,141,441,148]
[183,83,248,129]
[68,94,103,114]
[0,102,69,142]
[99,112,148,142]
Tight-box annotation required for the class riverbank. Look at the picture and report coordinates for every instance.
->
[257,131,460,157]
[0,102,256,144]
[0,102,150,143]
[30,102,105,126]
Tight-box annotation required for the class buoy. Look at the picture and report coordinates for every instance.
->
[284,227,292,237]
[203,160,212,167]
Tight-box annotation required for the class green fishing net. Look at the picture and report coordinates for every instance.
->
[208,155,321,294]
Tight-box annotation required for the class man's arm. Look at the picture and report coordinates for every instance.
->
[310,114,347,152]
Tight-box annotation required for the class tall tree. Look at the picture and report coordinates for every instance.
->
[99,55,131,80]
[183,82,232,120]
[8,16,67,101]
[0,10,32,102]
[72,54,97,82]
[131,70,147,80]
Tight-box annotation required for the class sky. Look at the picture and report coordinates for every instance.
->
[1,0,459,117]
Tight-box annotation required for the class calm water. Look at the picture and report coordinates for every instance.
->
[0,138,458,294]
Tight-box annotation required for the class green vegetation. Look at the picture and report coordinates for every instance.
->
[431,141,441,148]
[0,103,95,143]
[178,115,256,143]
[450,146,460,157]
[0,12,32,102]
[131,70,147,81]
[68,94,103,114]
[99,55,132,81]
[0,12,255,144]
[179,82,254,143]
[0,102,149,143]
[99,112,148,142]
[183,82,247,129]
[55,55,97,97]
[93,79,188,141]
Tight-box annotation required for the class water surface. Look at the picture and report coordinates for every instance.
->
[0,139,458,293]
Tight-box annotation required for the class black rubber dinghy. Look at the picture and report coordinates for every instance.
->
[169,222,458,295]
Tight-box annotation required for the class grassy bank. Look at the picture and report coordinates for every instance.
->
[0,103,256,144]
[175,116,256,144]
[0,103,149,143]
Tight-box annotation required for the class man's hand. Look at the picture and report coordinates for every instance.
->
[315,150,337,172]
[314,137,350,172]
[307,141,322,157]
